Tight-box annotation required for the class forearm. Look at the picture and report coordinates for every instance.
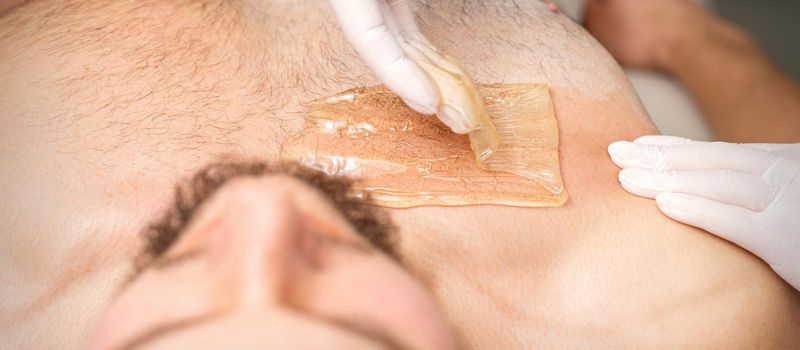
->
[663,14,800,143]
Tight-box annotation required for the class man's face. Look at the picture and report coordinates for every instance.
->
[88,161,456,349]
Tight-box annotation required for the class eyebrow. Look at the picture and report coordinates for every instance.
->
[148,228,374,273]
[150,248,206,270]
[116,311,221,350]
[116,307,406,350]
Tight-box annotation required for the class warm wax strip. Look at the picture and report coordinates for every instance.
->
[481,84,563,193]
[281,83,567,208]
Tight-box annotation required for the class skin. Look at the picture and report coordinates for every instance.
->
[585,0,800,143]
[0,0,23,15]
[1,0,799,349]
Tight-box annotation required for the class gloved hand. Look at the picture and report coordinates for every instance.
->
[328,0,478,134]
[608,135,800,291]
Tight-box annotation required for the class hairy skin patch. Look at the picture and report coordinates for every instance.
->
[282,84,567,208]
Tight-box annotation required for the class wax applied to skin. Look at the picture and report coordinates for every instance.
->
[282,83,568,208]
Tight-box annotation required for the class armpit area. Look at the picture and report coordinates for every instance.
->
[282,84,567,208]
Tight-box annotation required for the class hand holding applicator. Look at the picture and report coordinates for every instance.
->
[329,0,500,168]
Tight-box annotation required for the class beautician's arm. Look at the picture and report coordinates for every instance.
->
[586,0,800,143]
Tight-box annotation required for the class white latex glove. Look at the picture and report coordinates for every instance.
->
[608,135,800,291]
[329,0,477,134]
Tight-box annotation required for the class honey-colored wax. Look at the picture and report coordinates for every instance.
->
[281,83,568,208]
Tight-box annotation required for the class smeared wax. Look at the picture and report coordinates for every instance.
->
[282,83,567,208]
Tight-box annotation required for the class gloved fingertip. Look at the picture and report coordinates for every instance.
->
[404,99,437,116]
[618,168,662,199]
[655,192,689,219]
[608,141,642,168]
[384,56,439,116]
[438,104,472,134]
[619,168,647,188]
[607,141,624,159]
[398,74,438,115]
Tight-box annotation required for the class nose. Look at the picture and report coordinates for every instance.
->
[201,177,319,307]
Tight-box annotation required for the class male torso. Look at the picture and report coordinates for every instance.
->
[1,1,798,348]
